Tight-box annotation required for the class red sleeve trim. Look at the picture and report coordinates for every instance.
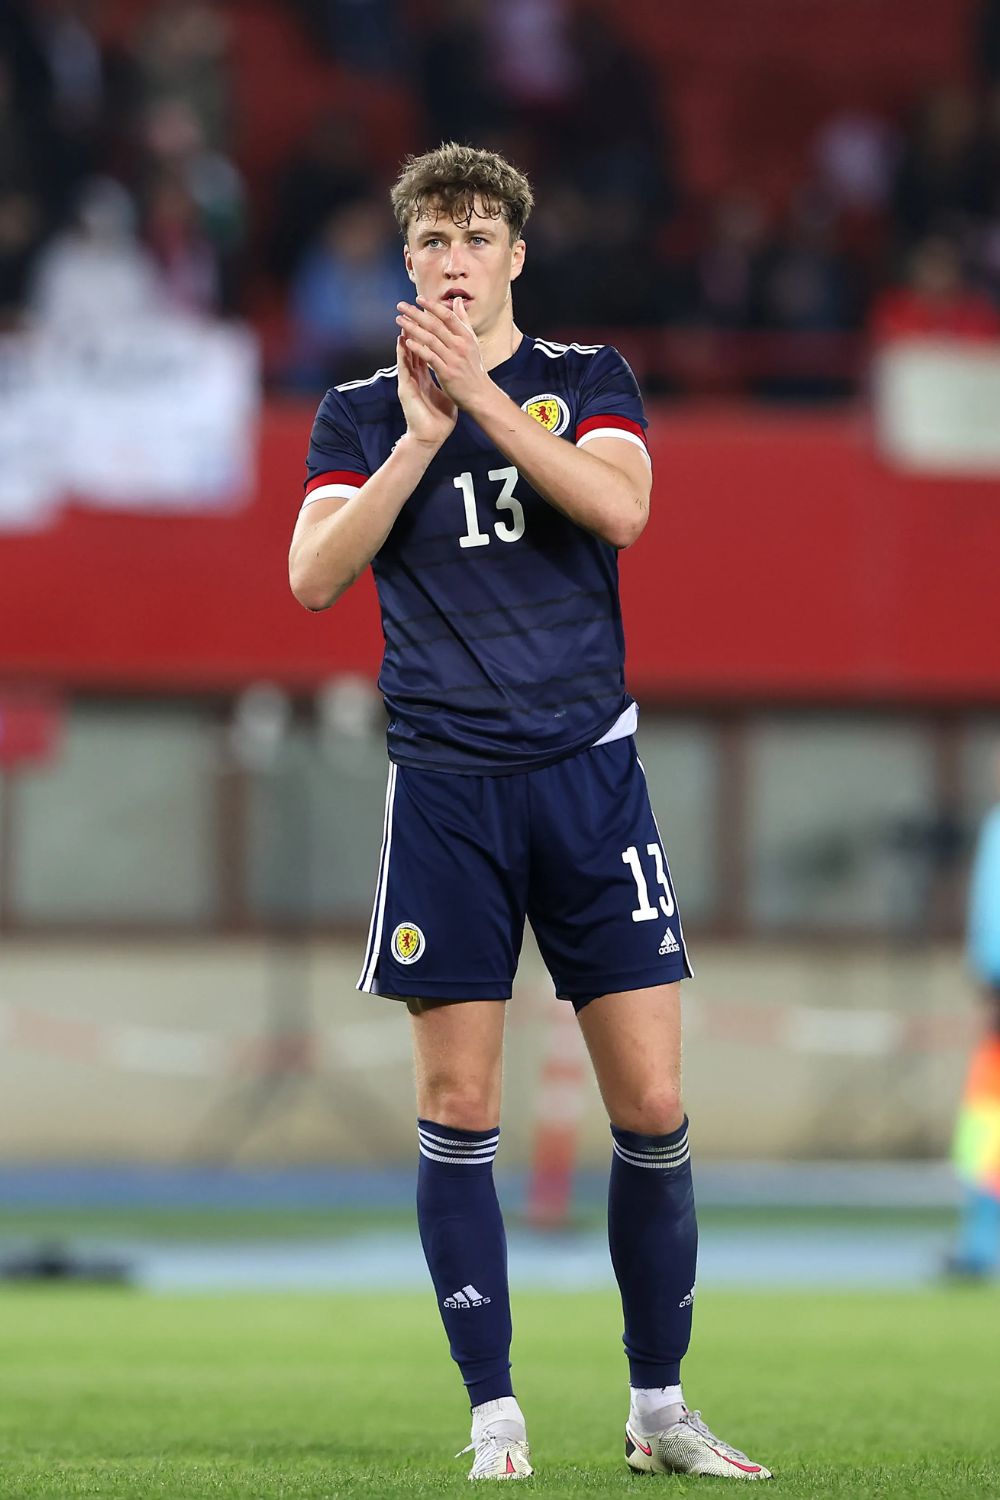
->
[304,469,369,495]
[575,414,647,446]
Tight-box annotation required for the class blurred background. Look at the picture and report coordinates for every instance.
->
[1,0,1000,1291]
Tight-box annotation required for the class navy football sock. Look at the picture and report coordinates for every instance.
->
[608,1115,698,1388]
[416,1118,514,1406]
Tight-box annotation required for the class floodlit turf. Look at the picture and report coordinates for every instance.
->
[0,1286,997,1498]
[0,1203,959,1242]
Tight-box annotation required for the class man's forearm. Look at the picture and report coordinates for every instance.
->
[289,434,435,610]
[464,384,649,549]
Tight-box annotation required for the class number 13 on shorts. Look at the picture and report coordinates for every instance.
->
[622,843,675,922]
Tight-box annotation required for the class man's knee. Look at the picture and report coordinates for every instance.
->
[612,1086,684,1137]
[419,1080,499,1132]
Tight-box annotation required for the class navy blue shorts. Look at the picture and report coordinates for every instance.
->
[357,737,693,1010]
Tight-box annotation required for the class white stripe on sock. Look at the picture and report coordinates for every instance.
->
[418,1128,499,1152]
[613,1141,690,1170]
[612,1136,689,1160]
[418,1150,498,1163]
[419,1145,497,1165]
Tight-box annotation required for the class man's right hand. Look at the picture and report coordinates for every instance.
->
[396,334,457,451]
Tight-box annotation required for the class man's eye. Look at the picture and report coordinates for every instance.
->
[470,236,486,245]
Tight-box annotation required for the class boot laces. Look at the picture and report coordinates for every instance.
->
[681,1410,753,1463]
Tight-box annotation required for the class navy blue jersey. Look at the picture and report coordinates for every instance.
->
[302,336,650,774]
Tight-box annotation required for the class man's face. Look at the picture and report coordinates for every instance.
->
[403,198,525,334]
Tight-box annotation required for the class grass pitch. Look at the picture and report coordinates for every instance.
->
[0,1286,996,1498]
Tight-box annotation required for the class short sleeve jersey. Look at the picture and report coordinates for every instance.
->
[302,336,649,775]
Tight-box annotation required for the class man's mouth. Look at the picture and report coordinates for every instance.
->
[442,290,473,305]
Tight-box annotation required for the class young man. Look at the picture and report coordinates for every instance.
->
[289,143,771,1483]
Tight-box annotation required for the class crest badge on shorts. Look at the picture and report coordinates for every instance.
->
[391,922,425,964]
[521,393,570,436]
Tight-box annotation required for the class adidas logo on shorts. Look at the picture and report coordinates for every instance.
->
[659,926,680,956]
[444,1284,491,1309]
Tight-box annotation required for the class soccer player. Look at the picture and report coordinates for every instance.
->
[948,745,1000,1278]
[289,143,771,1482]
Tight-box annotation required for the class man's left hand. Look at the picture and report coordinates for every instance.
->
[395,296,493,412]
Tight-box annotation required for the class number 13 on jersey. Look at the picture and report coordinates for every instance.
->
[454,466,526,548]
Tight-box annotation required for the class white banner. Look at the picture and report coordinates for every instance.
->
[0,338,63,532]
[874,339,1000,475]
[0,317,259,531]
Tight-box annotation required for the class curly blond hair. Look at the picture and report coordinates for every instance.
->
[391,142,534,242]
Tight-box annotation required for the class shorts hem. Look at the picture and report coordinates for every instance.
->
[557,959,692,1011]
[358,974,513,1000]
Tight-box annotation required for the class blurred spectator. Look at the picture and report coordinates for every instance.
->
[870,235,1000,343]
[947,748,1000,1279]
[813,110,900,215]
[975,0,1000,86]
[269,114,372,283]
[513,179,590,329]
[287,199,410,387]
[1,2,134,225]
[416,0,507,151]
[0,50,65,218]
[36,0,103,135]
[519,182,663,331]
[139,96,246,305]
[486,0,577,141]
[758,189,857,336]
[891,86,981,246]
[0,0,52,121]
[563,8,675,212]
[133,0,231,149]
[971,106,1000,304]
[682,192,769,330]
[32,0,136,209]
[567,189,664,326]
[142,171,221,316]
[29,176,164,329]
[0,51,36,192]
[0,189,43,327]
[751,189,860,399]
[292,0,404,74]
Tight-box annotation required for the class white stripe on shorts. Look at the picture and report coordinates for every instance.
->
[636,755,694,979]
[357,762,397,992]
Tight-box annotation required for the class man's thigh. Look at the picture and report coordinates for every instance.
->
[408,997,508,1127]
[527,738,694,1008]
[576,982,683,1134]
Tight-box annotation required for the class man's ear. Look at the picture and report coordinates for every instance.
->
[403,244,416,285]
[510,238,526,284]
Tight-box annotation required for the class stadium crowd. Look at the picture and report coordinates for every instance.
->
[3,0,1000,391]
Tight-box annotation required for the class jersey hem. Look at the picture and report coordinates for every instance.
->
[385,700,633,778]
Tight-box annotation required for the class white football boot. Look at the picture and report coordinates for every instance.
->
[625,1408,772,1480]
[457,1433,533,1480]
[457,1398,533,1481]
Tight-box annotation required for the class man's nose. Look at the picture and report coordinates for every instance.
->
[444,246,468,276]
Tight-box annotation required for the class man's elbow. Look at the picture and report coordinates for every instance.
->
[293,586,334,613]
[608,502,649,550]
[288,557,337,612]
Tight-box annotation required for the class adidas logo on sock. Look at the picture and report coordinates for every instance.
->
[444,1284,491,1309]
[659,926,680,956]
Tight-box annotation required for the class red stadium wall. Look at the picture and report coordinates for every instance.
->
[2,402,999,703]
